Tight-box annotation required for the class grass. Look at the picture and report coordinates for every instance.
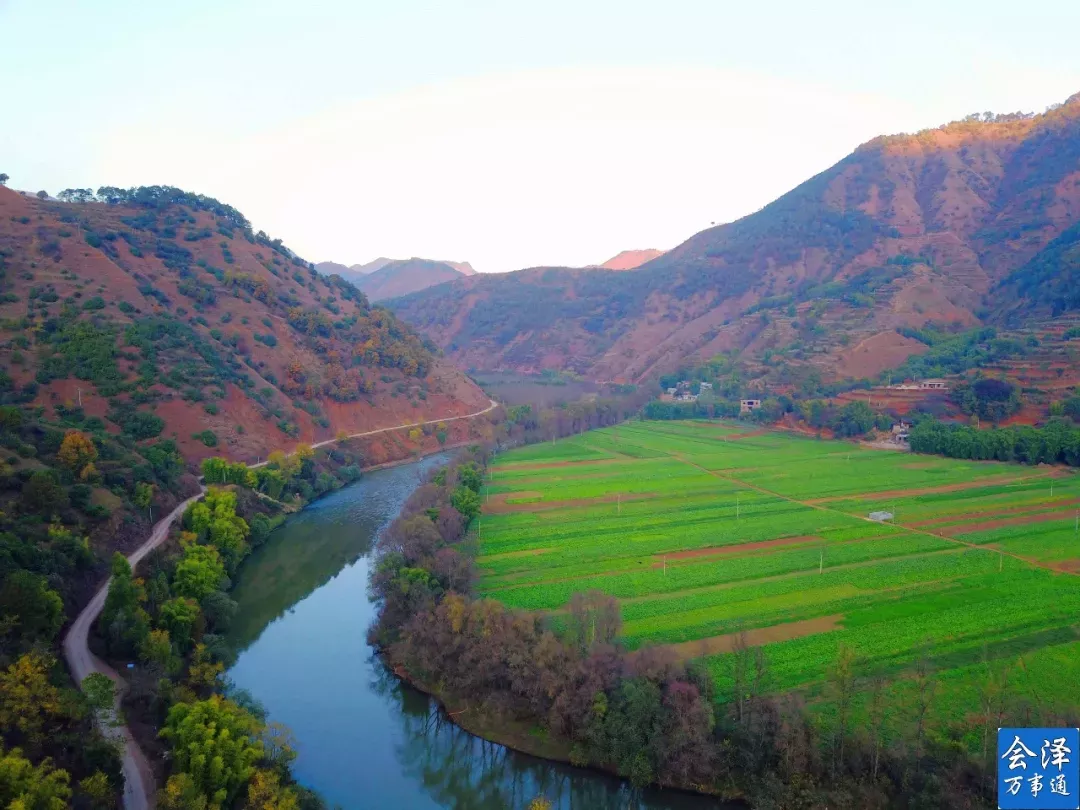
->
[477,419,1080,743]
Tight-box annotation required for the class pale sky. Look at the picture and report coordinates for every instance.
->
[3,0,1080,273]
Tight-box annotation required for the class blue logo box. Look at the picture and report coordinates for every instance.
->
[999,728,1080,809]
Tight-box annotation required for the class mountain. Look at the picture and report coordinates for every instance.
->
[0,185,490,466]
[444,260,476,275]
[314,257,393,279]
[318,257,475,300]
[599,249,665,270]
[346,258,472,301]
[389,93,1080,385]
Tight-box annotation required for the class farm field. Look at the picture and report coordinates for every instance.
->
[477,419,1080,738]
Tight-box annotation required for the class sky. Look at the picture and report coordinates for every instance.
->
[3,0,1080,273]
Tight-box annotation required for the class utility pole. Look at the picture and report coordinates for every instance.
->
[76,386,82,407]
[820,547,824,574]
[999,550,1003,572]
[737,493,740,520]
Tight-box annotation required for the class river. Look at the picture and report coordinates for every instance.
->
[227,454,724,810]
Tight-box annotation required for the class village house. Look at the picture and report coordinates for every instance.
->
[740,399,762,414]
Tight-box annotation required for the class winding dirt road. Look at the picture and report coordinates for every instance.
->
[62,399,498,810]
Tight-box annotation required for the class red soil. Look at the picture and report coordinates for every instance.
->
[657,615,844,661]
[483,491,654,515]
[656,535,823,562]
[941,508,1080,536]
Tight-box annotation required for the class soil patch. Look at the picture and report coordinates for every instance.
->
[498,458,634,472]
[806,474,1043,504]
[655,615,845,661]
[483,491,654,514]
[905,497,1080,528]
[479,547,555,562]
[942,509,1080,536]
[656,535,822,563]
[1052,559,1080,573]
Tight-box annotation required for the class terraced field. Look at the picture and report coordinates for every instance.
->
[477,420,1080,732]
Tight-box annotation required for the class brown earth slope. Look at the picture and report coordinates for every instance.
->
[0,186,489,466]
[389,92,1080,385]
[600,249,665,270]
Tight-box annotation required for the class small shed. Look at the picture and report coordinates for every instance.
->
[869,510,894,522]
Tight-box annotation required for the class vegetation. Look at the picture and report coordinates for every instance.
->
[428,420,1080,805]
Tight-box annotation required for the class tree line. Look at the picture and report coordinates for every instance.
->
[95,475,325,810]
[909,414,1080,466]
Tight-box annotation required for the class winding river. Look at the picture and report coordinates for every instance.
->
[226,455,723,810]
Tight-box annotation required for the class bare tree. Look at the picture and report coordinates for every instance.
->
[826,643,857,774]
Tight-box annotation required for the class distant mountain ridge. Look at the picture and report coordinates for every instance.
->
[317,256,475,300]
[389,92,1080,386]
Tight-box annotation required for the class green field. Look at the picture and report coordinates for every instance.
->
[477,420,1080,737]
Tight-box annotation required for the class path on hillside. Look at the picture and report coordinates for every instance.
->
[63,398,498,810]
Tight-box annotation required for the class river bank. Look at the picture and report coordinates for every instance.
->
[227,455,724,809]
[390,663,738,806]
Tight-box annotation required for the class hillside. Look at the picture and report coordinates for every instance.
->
[352,258,473,301]
[599,248,665,270]
[0,185,490,469]
[390,92,1080,388]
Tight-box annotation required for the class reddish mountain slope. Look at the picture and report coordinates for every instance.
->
[390,93,1080,385]
[0,186,490,465]
[600,249,665,270]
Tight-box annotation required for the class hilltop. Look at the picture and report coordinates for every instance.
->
[599,248,665,270]
[389,93,1080,392]
[0,185,490,467]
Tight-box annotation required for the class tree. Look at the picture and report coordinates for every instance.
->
[0,571,64,654]
[566,590,621,653]
[139,628,177,674]
[157,773,208,810]
[0,653,63,749]
[77,771,114,810]
[160,695,264,809]
[57,429,97,472]
[826,643,857,773]
[101,553,150,656]
[134,481,154,519]
[21,471,66,515]
[0,745,72,809]
[450,486,480,521]
[36,190,48,200]
[0,174,8,186]
[81,673,116,715]
[186,643,224,692]
[173,544,225,602]
[159,597,202,650]
[244,769,299,810]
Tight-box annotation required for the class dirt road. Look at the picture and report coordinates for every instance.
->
[62,493,203,810]
[62,398,498,809]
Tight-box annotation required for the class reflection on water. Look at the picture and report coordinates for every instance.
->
[227,455,724,810]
